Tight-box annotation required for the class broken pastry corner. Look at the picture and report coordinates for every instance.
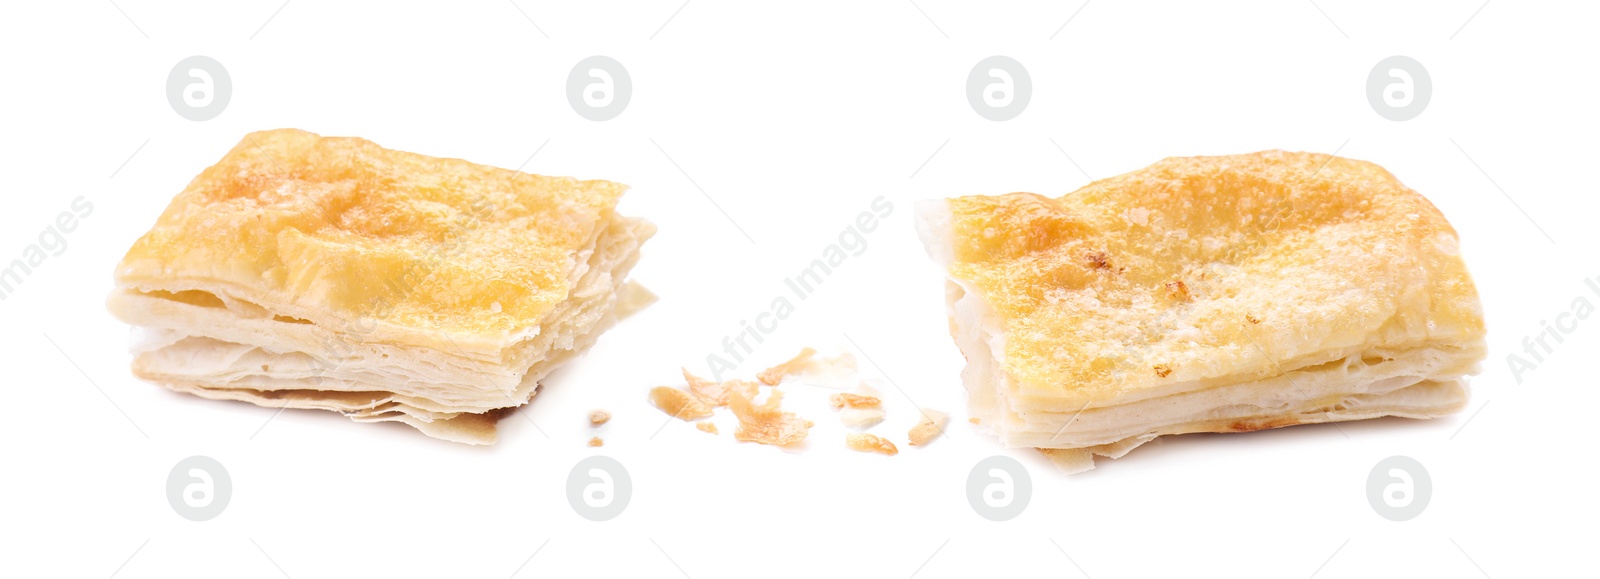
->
[107,129,653,444]
[614,281,659,321]
[845,433,898,456]
[918,150,1486,472]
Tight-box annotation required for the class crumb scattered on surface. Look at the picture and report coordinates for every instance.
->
[1153,364,1172,378]
[684,368,755,407]
[695,421,719,435]
[588,437,604,447]
[758,347,817,385]
[968,417,980,425]
[729,387,812,445]
[845,433,898,456]
[796,353,860,389]
[830,392,882,409]
[650,386,714,421]
[683,369,722,402]
[833,384,885,428]
[840,406,886,428]
[908,409,948,446]
[1039,448,1094,474]
[589,410,610,426]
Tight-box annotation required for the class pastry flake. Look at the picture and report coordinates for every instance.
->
[684,369,756,407]
[845,433,898,456]
[107,129,654,444]
[729,388,812,446]
[757,347,817,385]
[829,392,882,409]
[917,151,1486,469]
[907,409,948,446]
[650,386,715,421]
[832,384,886,428]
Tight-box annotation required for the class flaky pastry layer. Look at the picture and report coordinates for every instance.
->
[109,129,654,443]
[917,151,1488,470]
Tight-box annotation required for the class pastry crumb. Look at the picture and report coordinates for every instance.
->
[588,436,604,447]
[684,368,755,407]
[1039,448,1095,474]
[757,347,817,385]
[1153,364,1172,378]
[908,409,948,446]
[829,392,882,409]
[730,387,812,446]
[796,352,860,389]
[833,384,885,428]
[589,409,610,426]
[650,386,714,421]
[840,406,886,428]
[695,421,719,435]
[968,417,980,425]
[845,433,898,456]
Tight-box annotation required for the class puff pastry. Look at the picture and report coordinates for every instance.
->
[108,129,654,443]
[916,151,1486,472]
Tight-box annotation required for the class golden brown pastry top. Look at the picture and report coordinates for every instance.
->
[115,129,629,344]
[939,151,1485,401]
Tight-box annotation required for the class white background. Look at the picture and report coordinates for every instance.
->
[2,1,1596,577]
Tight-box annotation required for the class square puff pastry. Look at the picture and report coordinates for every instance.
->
[108,129,654,444]
[916,151,1486,472]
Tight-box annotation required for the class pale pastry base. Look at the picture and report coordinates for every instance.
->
[947,278,1483,471]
